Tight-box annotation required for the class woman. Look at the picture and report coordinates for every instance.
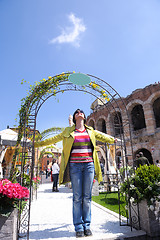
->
[52,158,60,192]
[35,109,116,238]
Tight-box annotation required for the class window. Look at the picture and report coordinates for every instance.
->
[97,119,106,133]
[113,112,123,136]
[153,97,160,128]
[131,105,146,131]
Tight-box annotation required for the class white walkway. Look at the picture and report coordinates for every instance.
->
[29,180,145,240]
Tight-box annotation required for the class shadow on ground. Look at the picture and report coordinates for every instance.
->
[29,224,75,239]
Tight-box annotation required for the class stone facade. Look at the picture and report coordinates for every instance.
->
[87,83,160,167]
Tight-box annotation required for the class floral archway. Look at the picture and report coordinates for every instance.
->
[11,72,135,239]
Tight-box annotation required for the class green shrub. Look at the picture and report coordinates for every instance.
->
[120,165,160,206]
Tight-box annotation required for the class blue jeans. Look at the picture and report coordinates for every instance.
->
[69,162,95,232]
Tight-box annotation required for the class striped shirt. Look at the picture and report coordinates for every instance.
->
[70,129,93,163]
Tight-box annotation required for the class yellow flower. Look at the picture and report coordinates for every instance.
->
[43,78,46,81]
[89,82,92,86]
[103,93,107,97]
[48,76,52,79]
[92,84,97,88]
[73,71,75,73]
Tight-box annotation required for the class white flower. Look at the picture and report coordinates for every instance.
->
[149,205,154,211]
[148,186,152,190]
[130,197,134,203]
[150,198,155,202]
[156,182,160,187]
[130,184,135,189]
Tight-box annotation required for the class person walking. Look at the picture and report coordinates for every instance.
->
[52,158,60,192]
[134,152,150,169]
[35,108,116,238]
[45,167,48,179]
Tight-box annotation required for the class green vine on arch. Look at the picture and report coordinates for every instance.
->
[10,73,68,179]
[18,72,110,142]
[18,73,69,142]
[10,72,110,180]
[35,127,64,141]
[39,150,55,160]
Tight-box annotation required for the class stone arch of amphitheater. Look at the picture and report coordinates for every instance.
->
[87,82,160,167]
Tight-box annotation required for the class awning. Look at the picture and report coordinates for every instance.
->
[0,129,30,147]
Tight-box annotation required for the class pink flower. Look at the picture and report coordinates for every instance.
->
[0,182,3,193]
[32,176,41,184]
[0,179,29,200]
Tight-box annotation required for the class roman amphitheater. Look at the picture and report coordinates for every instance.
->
[86,82,160,170]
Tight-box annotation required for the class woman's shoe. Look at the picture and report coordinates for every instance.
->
[76,231,84,238]
[84,229,92,236]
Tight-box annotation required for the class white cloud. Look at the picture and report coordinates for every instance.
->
[50,13,86,47]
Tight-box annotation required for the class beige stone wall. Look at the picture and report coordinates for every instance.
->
[87,83,160,166]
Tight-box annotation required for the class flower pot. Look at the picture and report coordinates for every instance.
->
[130,200,160,237]
[0,208,18,240]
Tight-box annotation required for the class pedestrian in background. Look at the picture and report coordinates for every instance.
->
[134,152,150,169]
[52,158,60,192]
[35,108,116,238]
[45,167,48,179]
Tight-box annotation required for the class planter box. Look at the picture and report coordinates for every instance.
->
[0,208,18,240]
[130,200,160,237]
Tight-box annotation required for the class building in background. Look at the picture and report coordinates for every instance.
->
[87,83,160,171]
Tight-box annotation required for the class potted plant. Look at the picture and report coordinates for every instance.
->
[0,179,29,240]
[120,165,160,237]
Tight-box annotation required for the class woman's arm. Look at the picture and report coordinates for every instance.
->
[34,131,64,148]
[94,130,116,144]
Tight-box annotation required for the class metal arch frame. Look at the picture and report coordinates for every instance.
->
[16,73,140,239]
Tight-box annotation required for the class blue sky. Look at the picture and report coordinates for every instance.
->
[1,0,160,133]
